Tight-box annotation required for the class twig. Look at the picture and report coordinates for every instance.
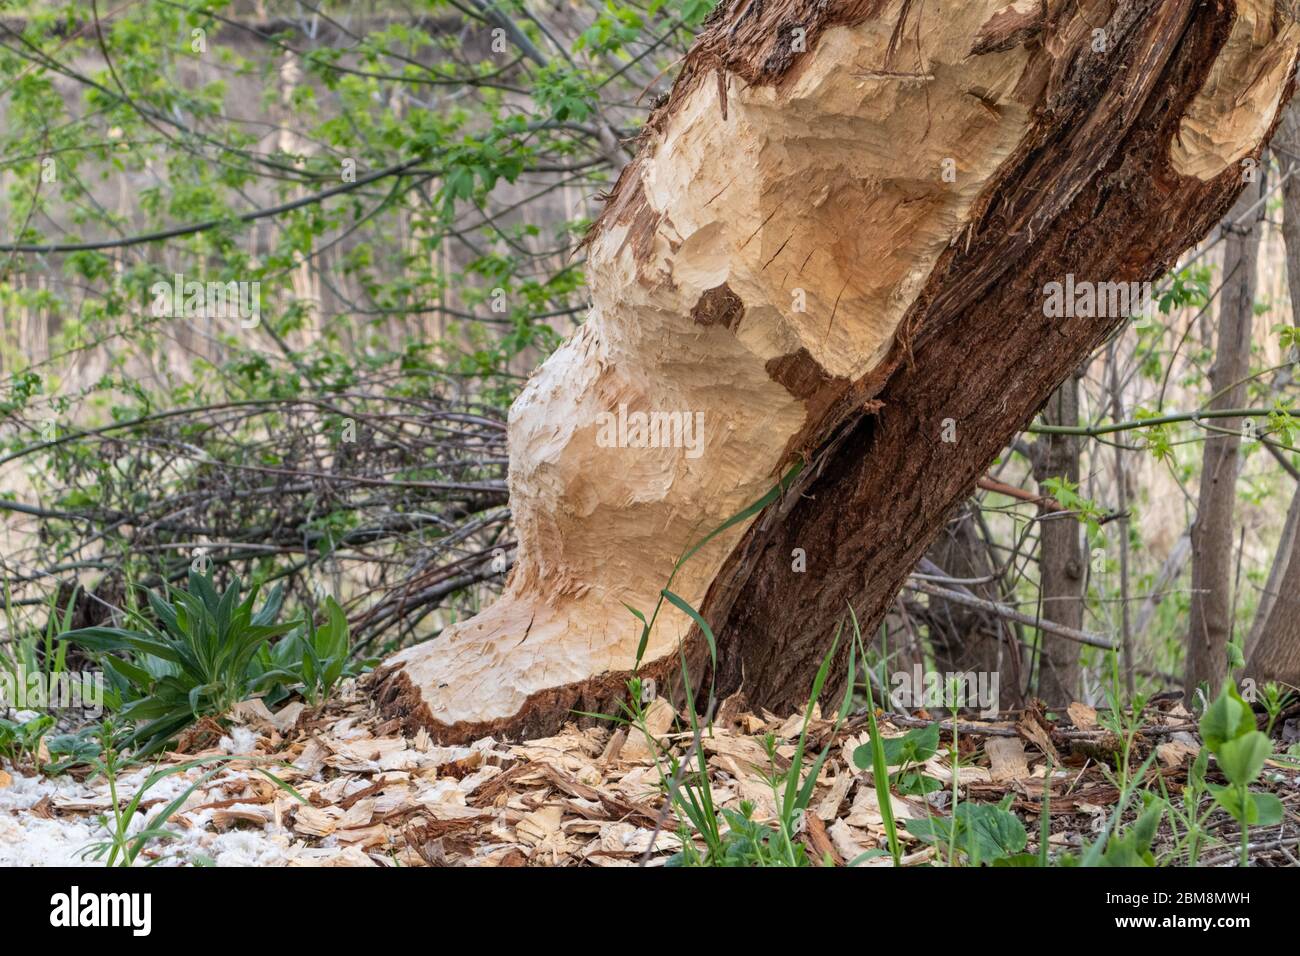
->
[906,579,1117,649]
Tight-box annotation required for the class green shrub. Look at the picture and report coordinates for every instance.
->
[60,571,299,753]
[252,595,366,707]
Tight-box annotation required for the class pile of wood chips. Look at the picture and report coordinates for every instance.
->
[4,686,1297,866]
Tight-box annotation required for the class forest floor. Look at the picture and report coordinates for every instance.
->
[2,687,1298,867]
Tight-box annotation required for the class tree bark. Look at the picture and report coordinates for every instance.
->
[1246,102,1300,690]
[1031,374,1085,706]
[1185,180,1263,705]
[376,0,1300,741]
[1245,510,1300,690]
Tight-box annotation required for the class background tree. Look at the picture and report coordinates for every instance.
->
[1247,103,1300,691]
[1031,372,1086,706]
[1186,180,1264,704]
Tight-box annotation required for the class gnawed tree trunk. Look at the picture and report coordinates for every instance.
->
[1185,179,1263,704]
[1031,373,1085,706]
[376,0,1300,741]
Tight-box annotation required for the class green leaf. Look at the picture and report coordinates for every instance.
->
[894,771,944,795]
[879,724,940,766]
[1215,731,1272,786]
[1099,795,1165,867]
[960,803,1029,863]
[1189,748,1209,789]
[1199,684,1255,750]
[1209,783,1278,827]
[904,803,1027,864]
[59,626,184,666]
[1208,784,1250,824]
[324,597,349,659]
[661,589,715,674]
[1251,792,1284,826]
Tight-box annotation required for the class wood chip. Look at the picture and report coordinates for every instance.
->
[776,703,821,740]
[828,818,870,862]
[1017,713,1062,764]
[293,805,340,837]
[1067,702,1098,730]
[599,727,627,766]
[515,805,564,846]
[703,731,772,777]
[229,698,276,731]
[1156,739,1199,768]
[803,813,843,865]
[212,805,274,829]
[845,782,918,827]
[291,738,328,777]
[986,736,1031,782]
[272,701,306,734]
[620,698,677,760]
[287,846,378,867]
[335,824,391,848]
[815,770,853,821]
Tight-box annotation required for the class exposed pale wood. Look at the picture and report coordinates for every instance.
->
[1170,0,1299,180]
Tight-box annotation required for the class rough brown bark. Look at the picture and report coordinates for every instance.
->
[1245,520,1300,689]
[376,0,1300,741]
[1030,375,1085,707]
[1185,181,1262,704]
[1246,103,1300,690]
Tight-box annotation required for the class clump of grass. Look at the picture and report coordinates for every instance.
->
[252,594,368,707]
[59,570,366,754]
[0,712,55,770]
[593,617,855,866]
[59,571,299,753]
[78,722,223,866]
[848,609,902,865]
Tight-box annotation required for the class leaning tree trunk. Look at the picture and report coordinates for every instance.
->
[1245,510,1300,689]
[1185,179,1263,704]
[1246,101,1300,690]
[377,0,1300,742]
